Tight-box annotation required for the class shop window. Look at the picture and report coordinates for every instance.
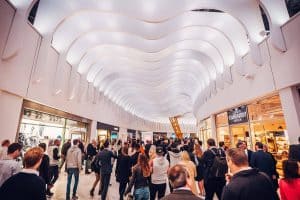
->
[216,112,231,147]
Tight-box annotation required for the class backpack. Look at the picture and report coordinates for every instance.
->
[91,155,101,172]
[209,148,228,178]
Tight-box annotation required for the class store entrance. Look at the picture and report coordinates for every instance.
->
[230,123,251,148]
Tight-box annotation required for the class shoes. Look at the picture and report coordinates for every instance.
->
[90,188,94,196]
[72,195,79,200]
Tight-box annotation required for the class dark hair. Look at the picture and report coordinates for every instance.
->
[38,143,47,151]
[283,160,300,179]
[298,136,300,143]
[122,146,128,155]
[24,147,43,168]
[73,139,79,146]
[255,142,263,149]
[226,148,248,167]
[168,164,189,189]
[199,140,203,146]
[135,143,140,151]
[219,141,225,147]
[104,140,110,148]
[207,138,216,147]
[1,139,10,147]
[7,143,22,154]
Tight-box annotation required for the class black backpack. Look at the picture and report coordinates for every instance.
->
[209,148,228,178]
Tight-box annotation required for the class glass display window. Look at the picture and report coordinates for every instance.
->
[217,126,231,147]
[198,118,212,149]
[216,112,229,127]
[230,123,251,148]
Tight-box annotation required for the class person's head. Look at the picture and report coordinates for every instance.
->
[7,143,22,159]
[219,141,225,148]
[135,143,140,151]
[283,160,300,179]
[156,146,164,156]
[181,151,191,162]
[122,146,128,155]
[73,139,79,146]
[137,154,150,177]
[103,140,110,148]
[241,141,248,150]
[1,139,10,147]
[92,139,97,146]
[24,147,44,170]
[54,139,61,146]
[207,138,216,148]
[255,142,263,151]
[194,144,202,157]
[38,143,47,152]
[263,144,268,152]
[226,148,249,174]
[168,164,192,190]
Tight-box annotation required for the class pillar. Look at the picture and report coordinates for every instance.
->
[89,120,98,142]
[210,114,217,140]
[0,90,23,142]
[279,86,300,144]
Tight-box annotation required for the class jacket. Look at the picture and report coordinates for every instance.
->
[221,168,278,200]
[125,165,150,194]
[86,143,97,157]
[39,154,50,184]
[250,150,276,178]
[66,146,82,169]
[162,189,203,200]
[0,156,22,187]
[202,147,222,179]
[279,178,300,200]
[130,151,140,168]
[116,154,131,182]
[48,145,60,166]
[98,148,117,174]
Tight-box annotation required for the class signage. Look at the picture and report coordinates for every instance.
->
[227,105,249,125]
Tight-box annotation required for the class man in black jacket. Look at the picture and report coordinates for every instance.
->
[221,148,278,200]
[202,138,226,200]
[162,164,203,200]
[98,140,117,200]
[85,139,97,174]
[250,142,278,193]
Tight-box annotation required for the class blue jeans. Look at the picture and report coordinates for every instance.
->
[134,187,150,200]
[66,168,79,199]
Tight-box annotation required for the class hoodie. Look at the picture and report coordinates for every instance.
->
[66,145,82,169]
[168,150,181,167]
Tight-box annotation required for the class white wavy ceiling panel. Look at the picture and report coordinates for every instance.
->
[29,0,288,123]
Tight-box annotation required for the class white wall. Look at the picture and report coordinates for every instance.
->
[0,91,23,142]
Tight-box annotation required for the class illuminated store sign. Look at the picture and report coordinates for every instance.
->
[227,105,249,125]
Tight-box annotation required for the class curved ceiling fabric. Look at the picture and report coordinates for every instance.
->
[12,0,289,124]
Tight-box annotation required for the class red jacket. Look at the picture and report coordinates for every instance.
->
[279,178,300,200]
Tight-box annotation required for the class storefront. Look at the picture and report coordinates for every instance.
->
[198,118,212,149]
[96,122,119,144]
[18,100,90,150]
[214,94,289,174]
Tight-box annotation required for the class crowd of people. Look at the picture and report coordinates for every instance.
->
[0,136,299,200]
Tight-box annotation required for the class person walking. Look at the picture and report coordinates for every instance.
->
[85,139,97,174]
[150,147,169,200]
[279,160,300,200]
[221,148,278,200]
[98,140,117,200]
[38,143,52,197]
[0,147,46,200]
[0,139,10,160]
[48,139,61,195]
[65,139,82,200]
[167,142,181,192]
[116,146,131,200]
[250,142,278,194]
[0,143,22,187]
[202,138,226,200]
[162,164,203,200]
[61,139,71,172]
[90,148,101,197]
[125,154,151,200]
[179,151,198,195]
[194,143,205,197]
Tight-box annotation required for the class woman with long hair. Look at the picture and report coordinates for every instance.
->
[179,151,198,195]
[194,144,205,197]
[116,146,131,200]
[125,154,151,200]
[279,160,300,200]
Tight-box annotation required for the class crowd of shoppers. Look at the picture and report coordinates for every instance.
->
[0,136,300,200]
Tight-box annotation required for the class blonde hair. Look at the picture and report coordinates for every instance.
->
[149,145,156,160]
[181,151,191,162]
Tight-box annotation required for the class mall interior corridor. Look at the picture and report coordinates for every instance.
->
[1,0,300,200]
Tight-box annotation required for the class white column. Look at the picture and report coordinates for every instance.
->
[279,87,300,144]
[0,91,23,142]
[119,127,128,143]
[210,114,217,140]
[89,120,97,142]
